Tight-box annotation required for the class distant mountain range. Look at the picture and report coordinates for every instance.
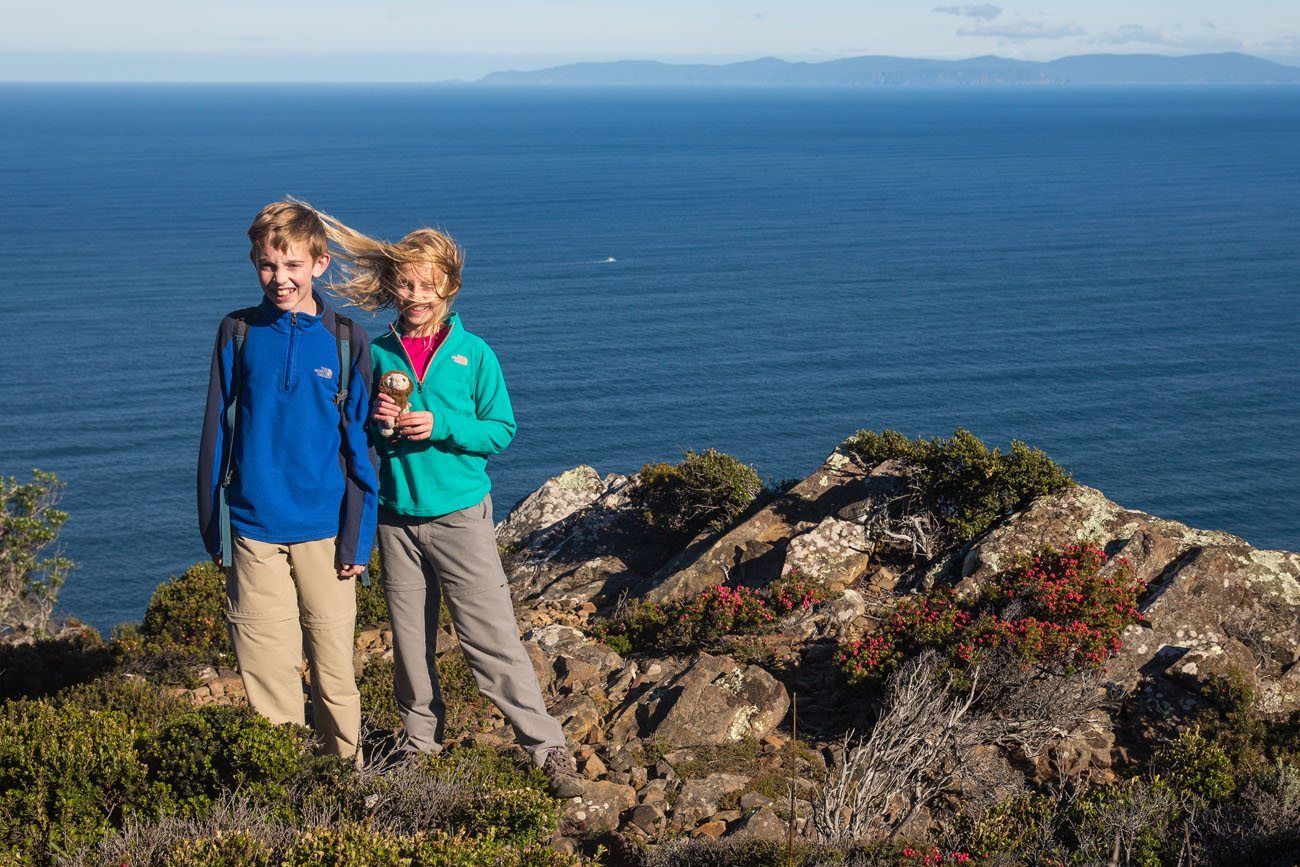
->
[480,52,1300,86]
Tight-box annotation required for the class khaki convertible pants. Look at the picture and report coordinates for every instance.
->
[226,535,360,757]
[377,495,566,765]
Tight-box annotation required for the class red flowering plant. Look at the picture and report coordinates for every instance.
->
[591,573,829,654]
[835,543,1142,686]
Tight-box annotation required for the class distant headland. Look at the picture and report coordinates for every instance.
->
[479,51,1300,86]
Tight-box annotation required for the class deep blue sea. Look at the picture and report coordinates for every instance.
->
[1,85,1297,634]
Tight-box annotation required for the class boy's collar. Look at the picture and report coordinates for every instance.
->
[258,290,331,325]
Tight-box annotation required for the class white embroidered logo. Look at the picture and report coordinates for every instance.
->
[452,355,469,366]
[314,367,333,380]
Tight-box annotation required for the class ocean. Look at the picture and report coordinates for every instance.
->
[0,85,1296,634]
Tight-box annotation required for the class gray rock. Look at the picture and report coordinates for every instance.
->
[502,471,668,607]
[671,773,750,829]
[730,805,786,841]
[563,780,636,835]
[609,653,790,747]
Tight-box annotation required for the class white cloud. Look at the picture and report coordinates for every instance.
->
[932,4,1002,21]
[1096,24,1175,46]
[958,20,1086,40]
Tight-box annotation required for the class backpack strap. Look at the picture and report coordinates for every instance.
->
[218,308,257,567]
[333,314,353,413]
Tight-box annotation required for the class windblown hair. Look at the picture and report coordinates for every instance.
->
[295,198,464,314]
[247,201,329,261]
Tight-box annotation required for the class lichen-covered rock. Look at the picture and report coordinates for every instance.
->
[563,780,636,834]
[780,515,873,590]
[956,483,1300,718]
[496,465,611,550]
[608,653,790,747]
[501,471,669,608]
[647,450,901,602]
[671,773,751,829]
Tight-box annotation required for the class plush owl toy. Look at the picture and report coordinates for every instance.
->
[378,370,414,438]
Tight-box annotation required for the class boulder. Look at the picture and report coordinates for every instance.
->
[496,465,610,550]
[729,805,786,841]
[648,451,907,602]
[671,773,750,829]
[609,653,790,747]
[563,780,636,835]
[500,470,668,608]
[956,483,1300,717]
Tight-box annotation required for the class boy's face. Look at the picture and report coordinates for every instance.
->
[253,241,329,316]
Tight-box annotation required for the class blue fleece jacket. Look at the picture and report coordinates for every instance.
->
[197,293,378,566]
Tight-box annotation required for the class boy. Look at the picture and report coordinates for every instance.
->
[197,201,378,758]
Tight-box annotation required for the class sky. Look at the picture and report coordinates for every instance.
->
[1,0,1298,81]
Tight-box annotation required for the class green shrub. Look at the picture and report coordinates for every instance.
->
[0,699,158,861]
[281,824,407,866]
[431,743,549,793]
[1155,726,1235,803]
[0,469,73,637]
[57,675,191,732]
[633,448,763,545]
[356,552,389,628]
[141,705,311,815]
[0,627,115,700]
[841,428,1073,543]
[592,574,829,654]
[1069,778,1178,867]
[438,651,498,736]
[164,831,274,866]
[140,562,232,663]
[358,655,401,732]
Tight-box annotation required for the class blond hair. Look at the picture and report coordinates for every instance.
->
[247,201,329,261]
[294,198,464,314]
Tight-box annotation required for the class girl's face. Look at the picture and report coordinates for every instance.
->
[394,262,448,335]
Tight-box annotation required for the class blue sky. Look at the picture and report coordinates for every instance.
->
[2,0,1298,81]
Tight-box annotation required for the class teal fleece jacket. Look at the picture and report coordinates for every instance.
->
[369,312,516,517]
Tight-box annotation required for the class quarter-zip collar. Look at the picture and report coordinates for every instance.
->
[257,291,337,334]
[389,311,459,392]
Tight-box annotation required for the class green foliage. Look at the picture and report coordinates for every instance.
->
[0,469,73,636]
[140,561,232,663]
[1155,726,1235,803]
[277,825,584,867]
[1070,778,1178,867]
[0,627,115,700]
[437,650,498,736]
[837,544,1141,686]
[164,831,274,866]
[358,655,401,732]
[593,574,829,654]
[141,706,311,815]
[633,448,763,546]
[841,428,1073,543]
[57,675,190,733]
[356,551,389,628]
[0,698,157,861]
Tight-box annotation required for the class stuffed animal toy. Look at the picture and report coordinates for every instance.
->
[377,370,414,438]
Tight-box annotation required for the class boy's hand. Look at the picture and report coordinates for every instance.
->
[372,393,401,425]
[395,410,434,441]
[338,563,365,579]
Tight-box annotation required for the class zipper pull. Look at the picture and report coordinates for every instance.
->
[291,312,297,327]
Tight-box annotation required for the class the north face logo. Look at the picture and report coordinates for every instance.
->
[452,355,468,366]
[314,367,333,380]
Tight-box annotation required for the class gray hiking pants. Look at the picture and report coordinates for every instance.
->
[376,495,566,765]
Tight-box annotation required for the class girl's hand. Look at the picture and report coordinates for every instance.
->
[396,410,434,441]
[372,393,400,425]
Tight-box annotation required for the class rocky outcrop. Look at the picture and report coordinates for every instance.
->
[499,470,668,609]
[956,483,1300,717]
[647,453,911,602]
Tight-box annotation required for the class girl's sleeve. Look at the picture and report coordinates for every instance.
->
[430,344,517,456]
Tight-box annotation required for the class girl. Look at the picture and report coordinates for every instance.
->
[316,208,582,796]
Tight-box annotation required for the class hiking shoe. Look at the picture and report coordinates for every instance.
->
[542,747,585,798]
